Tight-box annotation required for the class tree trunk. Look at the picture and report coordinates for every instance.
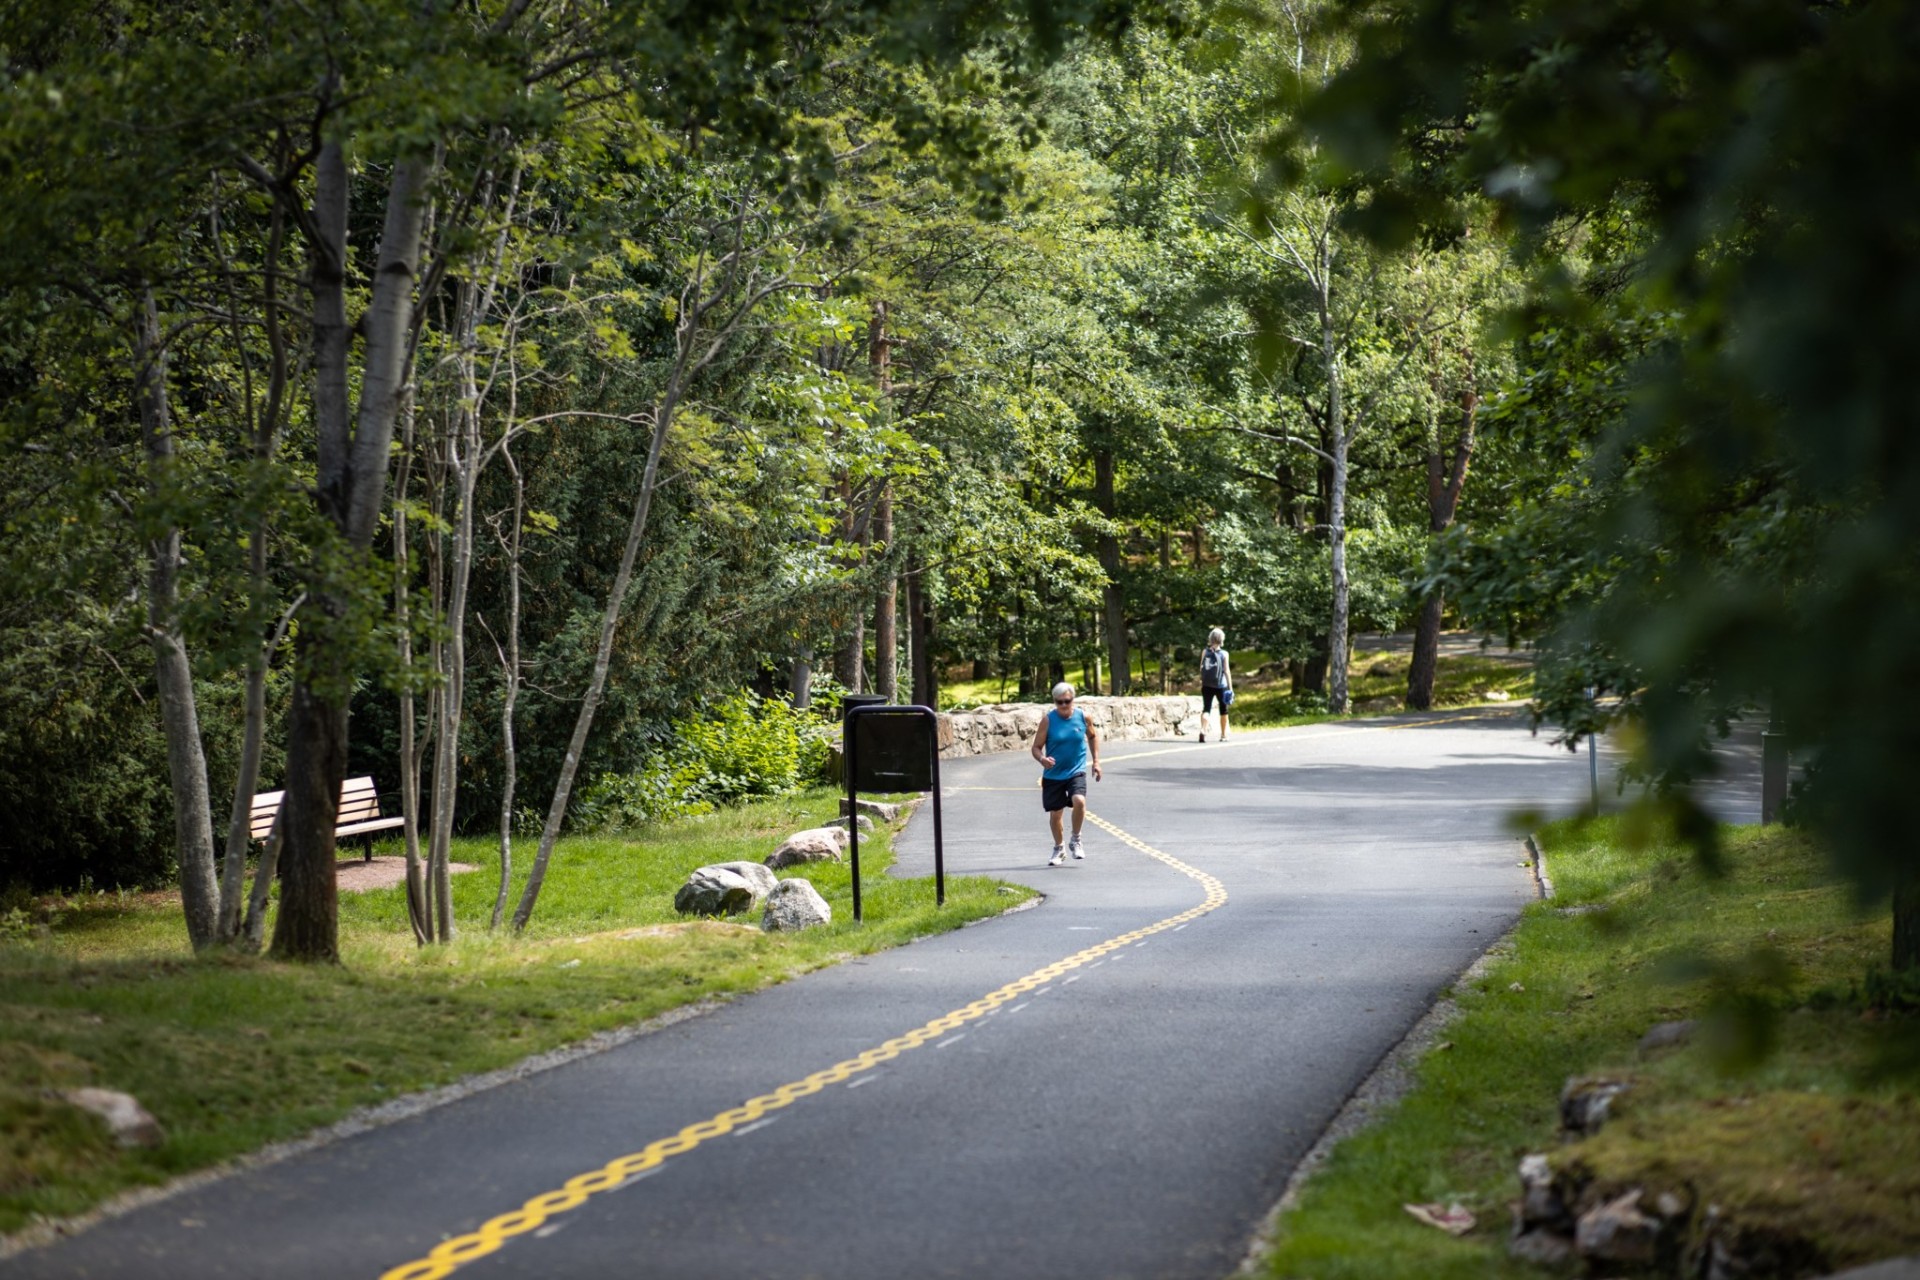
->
[241,813,282,949]
[1320,242,1352,716]
[789,646,814,709]
[491,446,525,931]
[1407,350,1478,712]
[1092,450,1130,695]
[271,675,349,962]
[1325,425,1351,713]
[394,402,431,945]
[1407,592,1445,710]
[1895,876,1920,972]
[136,291,220,951]
[1302,634,1329,695]
[908,561,937,710]
[873,489,897,701]
[513,387,678,932]
[274,149,429,963]
[217,202,290,948]
[834,477,866,694]
[868,302,897,701]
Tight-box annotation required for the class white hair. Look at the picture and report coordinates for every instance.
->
[1208,628,1225,645]
[1051,681,1076,700]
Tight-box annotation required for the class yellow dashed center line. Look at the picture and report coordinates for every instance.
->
[377,813,1225,1280]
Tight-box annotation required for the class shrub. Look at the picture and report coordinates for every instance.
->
[574,691,838,831]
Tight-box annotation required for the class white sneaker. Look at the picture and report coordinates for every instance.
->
[1048,846,1066,867]
[1069,836,1085,859]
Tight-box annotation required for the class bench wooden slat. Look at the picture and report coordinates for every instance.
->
[336,816,406,839]
[248,776,402,852]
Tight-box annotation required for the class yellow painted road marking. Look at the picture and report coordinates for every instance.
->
[378,815,1225,1280]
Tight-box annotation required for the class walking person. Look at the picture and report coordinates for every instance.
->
[1199,627,1233,742]
[1031,681,1102,866]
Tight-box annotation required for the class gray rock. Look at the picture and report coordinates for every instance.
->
[823,814,874,834]
[1576,1189,1660,1264]
[1817,1258,1920,1280]
[1508,1230,1576,1266]
[701,861,778,902]
[839,798,901,822]
[766,827,848,870]
[60,1087,164,1148]
[673,866,759,916]
[1560,1075,1630,1136]
[1639,1019,1698,1053]
[761,879,832,932]
[1518,1153,1572,1231]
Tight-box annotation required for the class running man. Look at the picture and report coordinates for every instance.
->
[1031,681,1102,866]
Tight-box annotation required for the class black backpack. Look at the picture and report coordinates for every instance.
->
[1201,647,1224,686]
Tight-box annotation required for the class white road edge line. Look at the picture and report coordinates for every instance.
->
[734,1119,778,1136]
[936,1034,967,1048]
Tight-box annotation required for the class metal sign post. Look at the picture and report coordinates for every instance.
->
[844,704,944,922]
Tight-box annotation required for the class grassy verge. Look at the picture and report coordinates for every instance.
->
[0,787,1029,1236]
[1226,648,1533,728]
[1258,818,1919,1279]
[940,647,1532,725]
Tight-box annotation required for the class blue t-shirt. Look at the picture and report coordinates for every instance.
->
[1043,707,1090,780]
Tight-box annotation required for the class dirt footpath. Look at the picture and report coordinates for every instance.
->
[334,856,476,894]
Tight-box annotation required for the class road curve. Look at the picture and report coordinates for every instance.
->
[4,708,1592,1280]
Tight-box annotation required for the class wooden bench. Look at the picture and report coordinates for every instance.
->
[250,775,406,862]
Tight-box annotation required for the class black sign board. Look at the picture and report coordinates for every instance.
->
[850,710,937,793]
[844,704,945,920]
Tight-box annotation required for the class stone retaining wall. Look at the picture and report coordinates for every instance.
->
[935,695,1201,759]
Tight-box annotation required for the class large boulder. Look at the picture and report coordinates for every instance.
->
[766,826,848,870]
[674,865,763,917]
[762,879,832,932]
[838,798,901,823]
[703,861,778,902]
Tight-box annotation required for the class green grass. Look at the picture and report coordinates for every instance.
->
[1259,818,1918,1279]
[0,787,1030,1235]
[939,647,1531,722]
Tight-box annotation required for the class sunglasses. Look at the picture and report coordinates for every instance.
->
[1054,697,1073,705]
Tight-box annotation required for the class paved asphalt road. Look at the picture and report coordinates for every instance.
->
[8,708,1604,1280]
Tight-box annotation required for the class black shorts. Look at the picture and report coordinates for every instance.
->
[1041,772,1089,812]
[1203,686,1231,715]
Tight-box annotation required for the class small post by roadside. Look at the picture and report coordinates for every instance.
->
[1761,705,1788,825]
[1586,686,1600,810]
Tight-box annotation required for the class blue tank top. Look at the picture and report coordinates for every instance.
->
[1043,708,1090,780]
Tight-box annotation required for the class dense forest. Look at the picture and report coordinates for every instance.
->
[3,0,1915,968]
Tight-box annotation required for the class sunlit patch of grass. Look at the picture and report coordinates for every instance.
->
[0,787,1030,1234]
[1227,648,1534,727]
[1259,820,1912,1279]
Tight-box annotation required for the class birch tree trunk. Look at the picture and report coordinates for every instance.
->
[490,445,525,931]
[135,289,220,951]
[870,302,896,701]
[394,402,432,945]
[1092,449,1130,695]
[511,392,677,931]
[1318,228,1353,715]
